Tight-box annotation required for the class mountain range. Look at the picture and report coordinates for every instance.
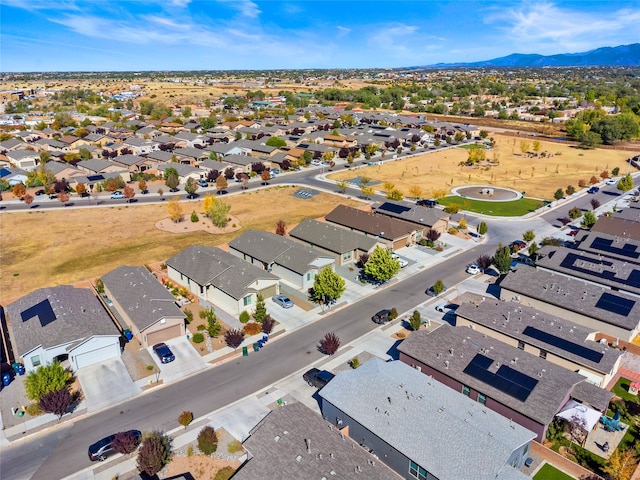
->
[420,43,640,68]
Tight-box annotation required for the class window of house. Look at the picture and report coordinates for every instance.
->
[243,296,252,306]
[306,272,312,281]
[31,355,41,367]
[478,393,486,405]
[343,252,352,261]
[518,340,525,350]
[539,349,547,359]
[409,461,427,480]
[199,285,204,294]
[462,385,470,396]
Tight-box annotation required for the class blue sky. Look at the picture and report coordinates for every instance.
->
[2,0,639,72]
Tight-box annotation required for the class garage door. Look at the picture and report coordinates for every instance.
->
[72,343,119,370]
[146,324,182,346]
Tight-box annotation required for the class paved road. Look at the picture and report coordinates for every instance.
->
[2,243,494,480]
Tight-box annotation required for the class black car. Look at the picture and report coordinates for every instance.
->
[303,368,334,389]
[88,430,141,461]
[35,189,45,196]
[372,309,392,324]
[426,284,447,297]
[417,199,436,208]
[152,342,175,363]
[588,186,600,194]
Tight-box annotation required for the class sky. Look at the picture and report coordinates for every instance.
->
[1,0,639,72]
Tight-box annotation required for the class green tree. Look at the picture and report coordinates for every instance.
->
[408,310,422,331]
[253,294,267,323]
[301,150,313,165]
[78,147,92,160]
[431,280,445,295]
[165,173,179,191]
[336,181,348,194]
[265,136,286,148]
[137,431,172,476]
[603,447,638,480]
[364,246,401,283]
[178,411,194,429]
[182,106,192,118]
[184,177,199,198]
[493,245,512,274]
[581,211,597,229]
[477,221,488,236]
[528,242,539,259]
[199,307,220,337]
[312,267,346,310]
[164,167,179,180]
[197,426,218,455]
[207,196,231,227]
[580,131,602,148]
[617,174,634,192]
[568,207,582,219]
[522,230,535,243]
[25,363,72,401]
[553,188,564,201]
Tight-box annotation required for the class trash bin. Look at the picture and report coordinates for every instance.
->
[253,342,260,352]
[242,346,248,357]
[11,363,25,376]
[123,329,133,341]
[2,373,11,387]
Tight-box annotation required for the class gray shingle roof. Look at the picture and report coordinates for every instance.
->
[398,326,609,426]
[374,200,448,229]
[289,218,378,254]
[173,147,208,159]
[6,286,119,355]
[233,402,402,480]
[320,358,534,480]
[166,246,278,299]
[77,159,114,173]
[498,266,640,331]
[144,150,174,162]
[535,245,640,296]
[325,205,417,241]
[576,230,640,265]
[229,230,333,275]
[592,215,640,241]
[455,295,622,374]
[101,266,185,331]
[112,154,146,167]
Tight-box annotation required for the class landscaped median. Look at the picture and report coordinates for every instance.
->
[437,195,545,216]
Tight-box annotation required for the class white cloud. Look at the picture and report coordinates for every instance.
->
[3,0,80,11]
[216,0,261,19]
[485,1,640,53]
[169,0,191,6]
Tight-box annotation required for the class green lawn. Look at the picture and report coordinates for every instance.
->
[438,196,545,216]
[612,377,638,402]
[457,143,485,150]
[533,464,575,480]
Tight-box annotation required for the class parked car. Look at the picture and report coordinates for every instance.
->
[152,343,175,363]
[197,179,208,187]
[466,264,481,275]
[605,178,617,185]
[416,199,436,208]
[588,186,600,194]
[435,303,458,313]
[372,309,392,324]
[35,189,45,196]
[391,253,408,268]
[310,160,324,166]
[303,368,334,389]
[270,168,281,175]
[110,191,125,199]
[272,294,294,308]
[509,240,527,253]
[426,284,447,297]
[88,430,141,461]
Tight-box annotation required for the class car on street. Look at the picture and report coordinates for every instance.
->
[303,368,334,389]
[35,189,45,196]
[197,179,208,187]
[391,253,408,268]
[310,160,324,166]
[88,430,141,461]
[509,240,527,253]
[588,186,600,194]
[110,191,125,199]
[605,178,617,185]
[372,309,392,324]
[426,284,447,297]
[416,199,436,208]
[435,303,458,313]
[272,294,294,308]
[466,264,481,275]
[152,342,175,363]
[270,168,281,175]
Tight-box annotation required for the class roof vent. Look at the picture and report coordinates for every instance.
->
[296,455,302,462]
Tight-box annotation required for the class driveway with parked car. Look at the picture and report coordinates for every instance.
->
[149,337,207,383]
[272,294,294,308]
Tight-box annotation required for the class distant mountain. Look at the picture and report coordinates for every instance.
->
[420,44,640,68]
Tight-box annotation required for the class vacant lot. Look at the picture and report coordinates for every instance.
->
[0,186,360,302]
[328,134,632,200]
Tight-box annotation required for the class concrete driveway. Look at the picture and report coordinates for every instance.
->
[268,303,310,331]
[149,337,207,383]
[77,358,141,413]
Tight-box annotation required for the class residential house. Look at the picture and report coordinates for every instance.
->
[591,215,640,241]
[5,149,39,171]
[172,147,209,165]
[101,266,186,348]
[229,230,335,291]
[323,134,357,148]
[166,245,279,315]
[77,159,127,176]
[319,358,535,479]
[58,135,84,151]
[374,201,450,235]
[156,162,203,183]
[111,154,154,173]
[174,131,208,148]
[4,286,121,372]
[122,136,159,155]
[34,138,67,152]
[574,230,640,265]
[0,138,25,152]
[0,166,28,186]
[232,402,402,480]
[398,325,613,442]
[289,218,380,266]
[499,266,640,341]
[454,294,623,388]
[325,205,420,250]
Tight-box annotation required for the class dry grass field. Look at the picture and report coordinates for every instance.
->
[0,186,360,302]
[328,134,633,200]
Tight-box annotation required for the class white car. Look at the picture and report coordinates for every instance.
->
[435,303,458,313]
[466,264,481,275]
[605,178,617,185]
[391,253,408,268]
[310,160,323,166]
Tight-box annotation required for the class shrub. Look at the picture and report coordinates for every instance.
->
[243,322,262,335]
[239,311,251,323]
[184,309,193,324]
[350,356,360,369]
[356,253,369,268]
[319,332,340,355]
[578,179,587,188]
[568,207,582,219]
[137,431,172,476]
[477,221,488,235]
[25,403,43,416]
[224,329,245,349]
[39,387,72,418]
[408,310,422,331]
[197,324,206,330]
[178,411,194,428]
[565,185,576,195]
[253,294,267,323]
[612,167,620,176]
[227,439,243,454]
[448,227,459,235]
[190,210,199,222]
[192,332,205,343]
[426,229,441,242]
[590,198,600,210]
[476,254,492,270]
[112,430,141,455]
[261,315,275,335]
[589,175,598,184]
[389,307,398,320]
[432,280,445,295]
[443,204,460,214]
[95,278,105,294]
[197,426,218,455]
[25,363,72,401]
[214,466,236,480]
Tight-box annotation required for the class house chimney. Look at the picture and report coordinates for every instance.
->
[305,438,311,453]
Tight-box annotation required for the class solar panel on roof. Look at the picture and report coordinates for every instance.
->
[589,237,640,260]
[463,354,538,402]
[522,326,603,363]
[595,292,635,317]
[378,202,411,214]
[21,299,57,327]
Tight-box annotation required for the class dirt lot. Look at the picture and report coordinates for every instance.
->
[327,134,633,200]
[0,186,361,302]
